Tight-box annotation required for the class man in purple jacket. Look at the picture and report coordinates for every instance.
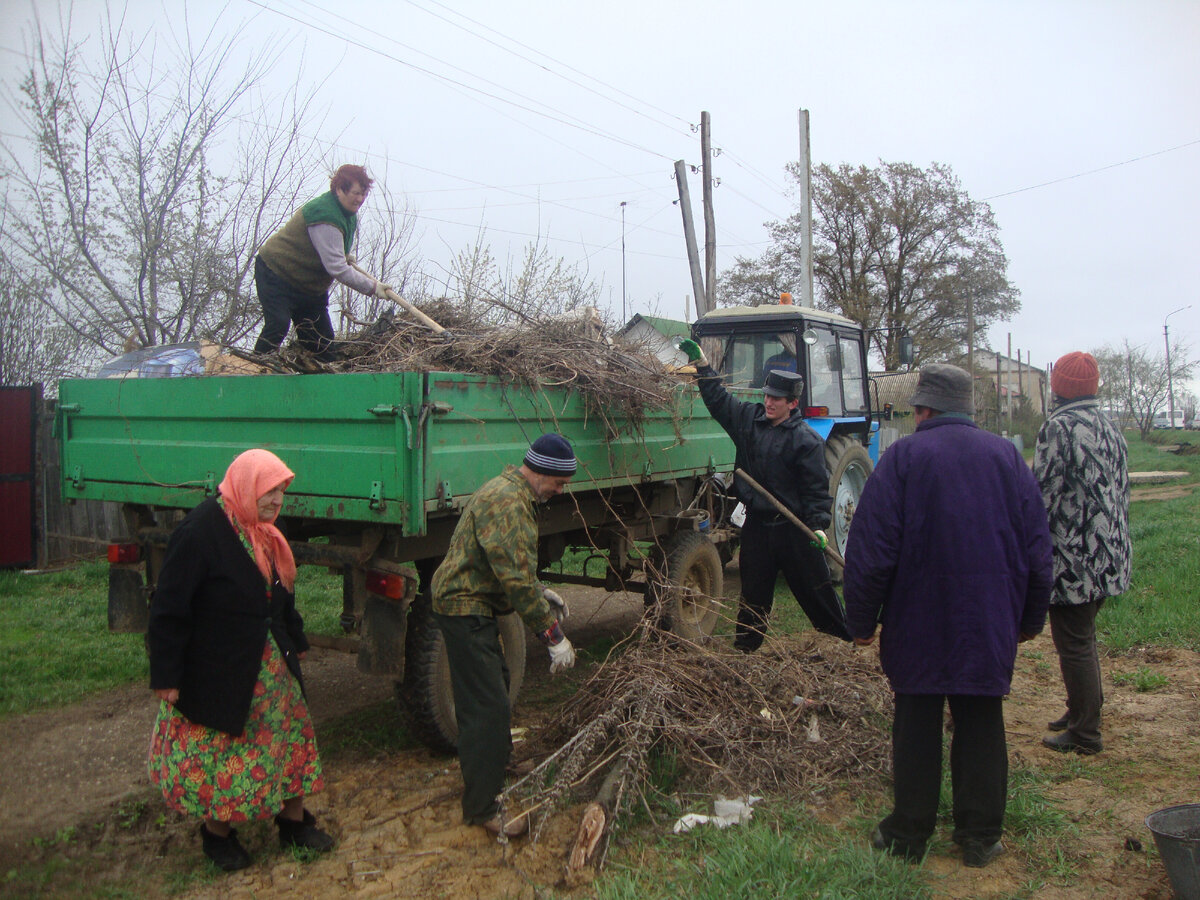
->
[844,363,1053,869]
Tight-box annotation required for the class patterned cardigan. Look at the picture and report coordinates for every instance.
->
[1033,398,1132,606]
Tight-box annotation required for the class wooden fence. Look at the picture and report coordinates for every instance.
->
[33,396,129,569]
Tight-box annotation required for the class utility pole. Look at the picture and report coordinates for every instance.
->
[701,111,716,314]
[1007,332,1013,429]
[798,109,814,307]
[967,290,976,416]
[1164,304,1192,428]
[674,160,708,315]
[620,201,627,322]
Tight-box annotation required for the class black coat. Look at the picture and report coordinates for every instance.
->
[697,365,833,530]
[147,498,308,736]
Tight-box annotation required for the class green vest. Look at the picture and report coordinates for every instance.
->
[258,191,358,296]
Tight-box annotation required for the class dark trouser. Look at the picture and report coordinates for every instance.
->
[433,612,512,825]
[253,256,335,361]
[1049,600,1104,745]
[879,694,1008,855]
[735,515,851,650]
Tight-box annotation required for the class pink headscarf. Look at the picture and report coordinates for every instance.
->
[217,449,297,590]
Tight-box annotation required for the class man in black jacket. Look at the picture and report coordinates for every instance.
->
[679,339,851,650]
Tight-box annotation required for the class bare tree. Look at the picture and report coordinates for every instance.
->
[1094,341,1195,438]
[0,4,324,372]
[437,228,603,326]
[720,161,1019,370]
[0,238,84,386]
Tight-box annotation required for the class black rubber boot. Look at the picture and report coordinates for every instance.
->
[200,823,252,871]
[275,809,335,852]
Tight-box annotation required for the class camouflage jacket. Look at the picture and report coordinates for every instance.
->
[1033,398,1132,606]
[431,466,556,632]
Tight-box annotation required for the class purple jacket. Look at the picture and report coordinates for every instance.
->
[843,416,1053,696]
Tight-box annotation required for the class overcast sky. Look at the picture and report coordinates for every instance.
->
[4,0,1199,390]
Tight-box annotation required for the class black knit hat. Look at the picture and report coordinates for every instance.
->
[524,433,577,476]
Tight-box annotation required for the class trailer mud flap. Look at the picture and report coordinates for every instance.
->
[108,568,148,633]
[358,597,408,676]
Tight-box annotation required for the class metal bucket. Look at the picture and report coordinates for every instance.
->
[1146,804,1200,900]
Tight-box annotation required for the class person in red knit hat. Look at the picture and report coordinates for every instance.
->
[1033,351,1132,755]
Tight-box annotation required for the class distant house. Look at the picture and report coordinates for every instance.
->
[615,314,692,367]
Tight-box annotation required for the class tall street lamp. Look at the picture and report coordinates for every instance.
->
[620,201,628,323]
[1165,305,1191,429]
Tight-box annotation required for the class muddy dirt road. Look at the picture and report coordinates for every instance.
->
[1,580,1196,899]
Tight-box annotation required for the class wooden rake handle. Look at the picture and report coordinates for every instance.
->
[734,467,846,568]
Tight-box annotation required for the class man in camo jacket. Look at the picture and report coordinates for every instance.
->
[1034,351,1132,756]
[432,433,578,837]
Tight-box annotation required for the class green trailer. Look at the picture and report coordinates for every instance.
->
[57,369,739,751]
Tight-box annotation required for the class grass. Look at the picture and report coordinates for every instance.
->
[1,431,1195,897]
[590,431,1198,899]
[0,560,346,720]
[1100,431,1200,652]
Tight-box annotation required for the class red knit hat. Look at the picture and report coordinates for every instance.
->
[1051,351,1099,399]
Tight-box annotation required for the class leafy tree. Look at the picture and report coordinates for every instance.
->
[0,6,323,369]
[1093,341,1195,438]
[720,161,1019,370]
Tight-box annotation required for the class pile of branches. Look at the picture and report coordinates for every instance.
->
[238,304,681,428]
[504,626,893,868]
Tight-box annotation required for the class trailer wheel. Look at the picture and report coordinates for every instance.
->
[398,594,527,755]
[825,435,874,580]
[648,531,723,641]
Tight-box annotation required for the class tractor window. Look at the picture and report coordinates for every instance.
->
[722,332,798,389]
[808,329,842,411]
[839,335,867,411]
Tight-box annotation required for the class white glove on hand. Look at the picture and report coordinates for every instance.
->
[374,280,392,299]
[543,587,568,621]
[548,636,576,674]
[810,529,828,551]
[346,253,357,267]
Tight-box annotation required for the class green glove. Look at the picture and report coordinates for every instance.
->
[677,338,705,363]
[810,529,828,551]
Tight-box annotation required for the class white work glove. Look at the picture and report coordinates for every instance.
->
[346,253,357,267]
[374,280,392,299]
[810,529,828,551]
[548,636,576,674]
[543,587,568,621]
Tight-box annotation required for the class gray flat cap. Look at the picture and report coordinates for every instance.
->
[909,363,974,415]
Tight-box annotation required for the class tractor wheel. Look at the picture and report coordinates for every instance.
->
[398,593,527,755]
[824,435,874,581]
[647,530,724,641]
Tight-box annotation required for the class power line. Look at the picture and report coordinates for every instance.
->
[246,0,676,162]
[399,0,695,141]
[983,139,1200,200]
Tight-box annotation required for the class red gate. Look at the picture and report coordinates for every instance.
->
[0,386,37,569]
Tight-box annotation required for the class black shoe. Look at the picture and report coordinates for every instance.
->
[1042,731,1103,755]
[871,826,925,861]
[275,809,335,852]
[963,840,1005,868]
[200,823,252,871]
[1047,714,1069,732]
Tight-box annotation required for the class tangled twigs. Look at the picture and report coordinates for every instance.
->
[504,625,894,871]
[228,306,682,428]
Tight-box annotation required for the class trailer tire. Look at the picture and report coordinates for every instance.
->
[398,595,527,756]
[648,531,723,641]
[825,435,874,580]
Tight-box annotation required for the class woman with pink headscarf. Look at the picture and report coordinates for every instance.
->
[147,449,333,872]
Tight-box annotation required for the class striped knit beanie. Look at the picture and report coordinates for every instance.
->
[524,433,577,476]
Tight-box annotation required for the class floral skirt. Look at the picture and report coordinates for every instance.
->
[148,638,324,823]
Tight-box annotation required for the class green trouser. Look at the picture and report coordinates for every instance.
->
[433,612,512,825]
